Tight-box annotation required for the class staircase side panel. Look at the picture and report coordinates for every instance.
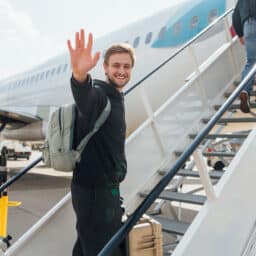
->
[173,129,256,256]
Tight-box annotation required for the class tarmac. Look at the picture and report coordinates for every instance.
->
[4,151,71,244]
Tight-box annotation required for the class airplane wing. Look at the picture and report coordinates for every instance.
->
[0,107,45,141]
[0,107,41,126]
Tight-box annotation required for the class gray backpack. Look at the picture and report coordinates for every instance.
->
[42,99,111,172]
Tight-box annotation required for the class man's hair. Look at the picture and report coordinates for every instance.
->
[104,43,135,67]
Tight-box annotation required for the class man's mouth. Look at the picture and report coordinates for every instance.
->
[115,75,126,80]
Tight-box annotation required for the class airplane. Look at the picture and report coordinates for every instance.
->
[0,0,235,144]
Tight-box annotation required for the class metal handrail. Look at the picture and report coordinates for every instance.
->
[98,60,256,255]
[0,156,42,193]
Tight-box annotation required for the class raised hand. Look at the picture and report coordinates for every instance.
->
[67,29,100,82]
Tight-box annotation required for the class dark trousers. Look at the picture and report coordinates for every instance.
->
[71,183,124,256]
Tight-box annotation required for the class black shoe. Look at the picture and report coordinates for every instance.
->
[239,91,250,113]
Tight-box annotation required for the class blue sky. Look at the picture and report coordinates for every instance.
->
[0,0,182,79]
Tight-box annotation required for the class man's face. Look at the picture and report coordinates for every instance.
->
[103,53,133,91]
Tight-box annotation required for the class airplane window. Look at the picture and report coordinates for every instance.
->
[40,72,44,80]
[63,64,68,72]
[35,74,39,82]
[190,16,199,29]
[21,79,26,86]
[133,37,140,48]
[56,65,62,75]
[208,9,218,23]
[159,26,167,40]
[45,70,50,79]
[173,21,182,35]
[145,32,153,44]
[51,68,56,77]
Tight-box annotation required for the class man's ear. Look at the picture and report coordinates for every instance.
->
[103,62,108,75]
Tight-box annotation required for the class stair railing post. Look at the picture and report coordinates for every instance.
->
[187,45,209,110]
[139,87,167,158]
[193,149,217,201]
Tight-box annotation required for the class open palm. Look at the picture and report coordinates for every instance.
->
[67,29,100,82]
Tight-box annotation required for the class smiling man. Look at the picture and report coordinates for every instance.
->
[67,29,135,256]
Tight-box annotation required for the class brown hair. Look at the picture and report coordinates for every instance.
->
[104,43,135,67]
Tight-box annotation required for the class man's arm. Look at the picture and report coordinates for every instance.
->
[71,74,107,130]
[67,29,106,126]
[67,29,100,83]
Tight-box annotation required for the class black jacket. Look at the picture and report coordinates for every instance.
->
[71,75,127,187]
[232,0,256,37]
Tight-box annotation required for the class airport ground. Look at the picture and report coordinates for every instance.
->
[5,151,71,244]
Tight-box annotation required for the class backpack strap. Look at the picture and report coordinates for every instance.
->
[75,97,111,161]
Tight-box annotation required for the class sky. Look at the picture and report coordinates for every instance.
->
[0,0,180,80]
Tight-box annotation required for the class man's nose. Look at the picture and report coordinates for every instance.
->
[118,66,126,73]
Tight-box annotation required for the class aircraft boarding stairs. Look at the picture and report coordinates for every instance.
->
[2,8,256,256]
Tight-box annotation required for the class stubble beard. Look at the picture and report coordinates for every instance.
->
[105,74,129,91]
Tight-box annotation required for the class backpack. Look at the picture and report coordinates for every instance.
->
[42,98,111,172]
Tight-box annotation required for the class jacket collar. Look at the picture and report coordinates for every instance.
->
[93,79,124,100]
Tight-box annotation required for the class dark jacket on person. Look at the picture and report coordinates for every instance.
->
[70,74,127,187]
[232,0,256,37]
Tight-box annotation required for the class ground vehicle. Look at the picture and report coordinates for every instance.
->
[0,141,32,160]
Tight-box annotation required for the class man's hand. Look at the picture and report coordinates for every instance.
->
[67,29,100,83]
[239,37,244,45]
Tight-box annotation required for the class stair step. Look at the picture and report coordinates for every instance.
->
[189,133,249,139]
[202,117,256,124]
[203,151,235,157]
[141,190,206,205]
[175,151,235,157]
[224,90,256,97]
[151,216,189,235]
[158,169,223,179]
[159,191,206,205]
[214,103,256,110]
